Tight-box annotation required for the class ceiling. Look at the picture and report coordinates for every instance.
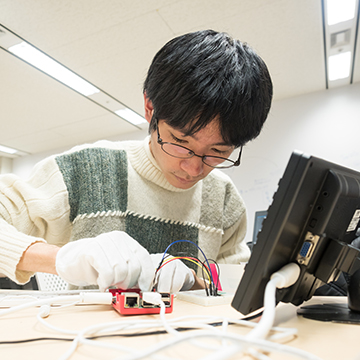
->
[0,0,359,157]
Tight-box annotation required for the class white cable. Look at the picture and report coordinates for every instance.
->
[53,309,319,360]
[268,326,298,341]
[115,330,323,360]
[246,262,301,341]
[59,308,226,358]
[0,292,113,317]
[59,292,170,360]
[54,312,320,360]
[228,317,297,342]
[58,321,139,360]
[246,277,278,341]
[37,306,80,336]
[248,348,272,360]
[38,304,51,317]
[58,317,161,360]
[0,294,39,304]
[57,313,297,360]
[198,344,244,360]
[2,287,323,360]
[142,292,177,336]
[0,295,82,317]
[0,292,113,341]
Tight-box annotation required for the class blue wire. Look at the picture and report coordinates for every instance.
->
[159,239,215,286]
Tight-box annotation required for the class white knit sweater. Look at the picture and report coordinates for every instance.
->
[0,137,249,284]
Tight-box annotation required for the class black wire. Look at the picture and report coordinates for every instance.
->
[154,242,223,297]
[200,258,210,296]
[171,251,212,278]
[242,310,264,321]
[0,337,73,344]
[151,253,173,290]
[207,259,220,293]
[174,254,212,296]
[0,326,206,345]
[160,250,214,296]
[177,253,214,295]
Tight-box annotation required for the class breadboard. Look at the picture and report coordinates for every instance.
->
[176,289,233,306]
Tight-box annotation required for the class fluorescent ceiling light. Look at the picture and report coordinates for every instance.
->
[8,42,99,96]
[327,0,356,25]
[115,108,146,125]
[328,51,351,80]
[0,144,17,154]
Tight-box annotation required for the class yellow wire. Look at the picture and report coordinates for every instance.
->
[161,256,212,284]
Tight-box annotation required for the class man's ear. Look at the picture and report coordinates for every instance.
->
[143,93,154,124]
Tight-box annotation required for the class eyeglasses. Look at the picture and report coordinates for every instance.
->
[155,118,243,169]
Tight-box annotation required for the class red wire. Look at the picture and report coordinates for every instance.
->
[157,256,210,274]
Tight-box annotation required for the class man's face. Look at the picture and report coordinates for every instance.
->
[148,119,234,189]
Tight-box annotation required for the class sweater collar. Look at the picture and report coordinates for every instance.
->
[128,136,198,192]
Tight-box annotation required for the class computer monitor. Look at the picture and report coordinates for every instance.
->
[231,151,360,322]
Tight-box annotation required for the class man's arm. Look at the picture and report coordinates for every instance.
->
[17,239,205,291]
[16,242,60,275]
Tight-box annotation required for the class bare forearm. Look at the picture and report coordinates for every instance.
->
[17,242,60,274]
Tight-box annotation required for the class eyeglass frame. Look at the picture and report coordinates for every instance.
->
[154,116,243,169]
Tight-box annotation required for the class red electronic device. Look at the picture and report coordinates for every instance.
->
[109,288,174,315]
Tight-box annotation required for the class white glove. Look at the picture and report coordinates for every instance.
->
[56,231,154,291]
[150,253,195,293]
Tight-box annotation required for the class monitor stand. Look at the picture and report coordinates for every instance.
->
[297,268,360,324]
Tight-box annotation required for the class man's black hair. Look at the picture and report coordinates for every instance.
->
[143,29,273,148]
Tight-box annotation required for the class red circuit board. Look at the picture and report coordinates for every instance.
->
[109,288,174,315]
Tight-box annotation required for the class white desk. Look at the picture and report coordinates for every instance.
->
[0,292,358,360]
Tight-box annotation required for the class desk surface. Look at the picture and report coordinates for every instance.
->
[0,292,358,360]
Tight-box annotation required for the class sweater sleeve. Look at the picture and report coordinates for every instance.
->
[216,210,250,263]
[215,175,250,264]
[0,156,72,284]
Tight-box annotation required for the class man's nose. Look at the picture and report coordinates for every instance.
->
[180,156,205,177]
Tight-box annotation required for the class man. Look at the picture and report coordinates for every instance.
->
[0,30,272,293]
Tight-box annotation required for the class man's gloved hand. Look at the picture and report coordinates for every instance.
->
[55,231,154,291]
[150,253,195,293]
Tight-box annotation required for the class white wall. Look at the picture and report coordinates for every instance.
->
[227,82,360,243]
[12,82,360,243]
[0,157,13,174]
[12,129,148,179]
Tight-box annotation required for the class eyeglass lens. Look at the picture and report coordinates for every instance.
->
[161,143,235,168]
